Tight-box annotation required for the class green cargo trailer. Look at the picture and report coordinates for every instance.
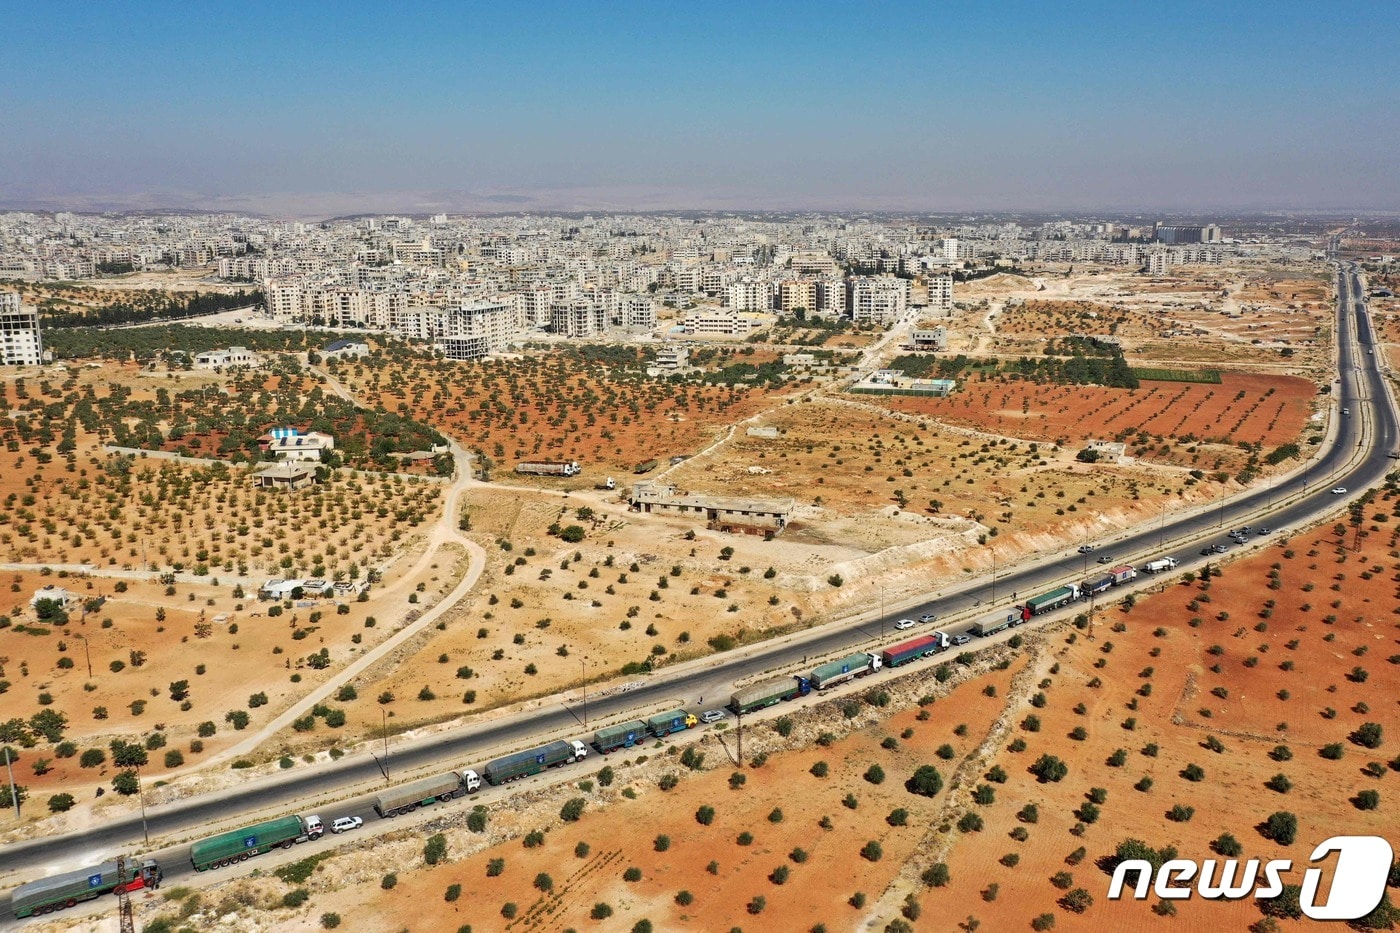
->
[483,739,588,785]
[593,719,648,753]
[1026,584,1080,616]
[728,676,810,714]
[191,814,321,871]
[810,652,881,690]
[12,859,161,919]
[646,709,697,737]
[374,771,469,818]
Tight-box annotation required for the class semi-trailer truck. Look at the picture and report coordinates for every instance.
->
[515,460,581,477]
[810,652,882,690]
[881,632,949,667]
[1024,584,1081,616]
[1082,574,1114,596]
[12,858,162,919]
[373,769,480,818]
[728,676,810,714]
[1142,557,1178,573]
[1108,564,1137,585]
[191,814,323,871]
[647,709,698,737]
[593,719,648,753]
[971,611,1018,638]
[483,739,588,785]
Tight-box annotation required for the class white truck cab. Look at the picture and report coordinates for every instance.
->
[301,815,324,839]
[570,740,589,761]
[462,769,482,793]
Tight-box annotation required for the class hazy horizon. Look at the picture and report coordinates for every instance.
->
[4,1,1397,217]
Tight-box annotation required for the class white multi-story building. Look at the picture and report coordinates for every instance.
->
[619,295,657,330]
[816,278,847,317]
[925,274,953,312]
[777,279,817,315]
[265,280,304,322]
[684,308,754,337]
[726,279,774,312]
[438,301,520,358]
[548,301,608,338]
[0,292,43,365]
[847,276,909,324]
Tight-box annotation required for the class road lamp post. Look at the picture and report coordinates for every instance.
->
[990,548,997,605]
[879,586,885,640]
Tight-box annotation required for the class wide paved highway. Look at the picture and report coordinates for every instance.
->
[2,265,1394,916]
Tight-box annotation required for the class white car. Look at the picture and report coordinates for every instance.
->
[918,613,937,624]
[894,618,917,630]
[331,816,363,834]
[700,709,726,724]
[1332,487,1348,495]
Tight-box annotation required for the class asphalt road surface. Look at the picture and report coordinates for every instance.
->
[3,264,1394,920]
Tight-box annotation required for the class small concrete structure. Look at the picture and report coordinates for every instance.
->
[1084,439,1127,461]
[254,461,315,491]
[261,430,335,461]
[629,481,794,535]
[258,578,305,600]
[322,339,370,359]
[194,346,258,368]
[29,585,77,610]
[909,327,948,350]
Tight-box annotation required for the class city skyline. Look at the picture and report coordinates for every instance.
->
[3,0,1398,216]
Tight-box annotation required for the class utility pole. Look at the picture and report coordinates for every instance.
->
[736,709,743,765]
[381,708,390,784]
[79,633,93,679]
[3,745,18,820]
[580,656,588,728]
[879,586,885,640]
[136,769,149,845]
[990,548,997,605]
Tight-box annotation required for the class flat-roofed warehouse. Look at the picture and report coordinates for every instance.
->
[629,481,794,535]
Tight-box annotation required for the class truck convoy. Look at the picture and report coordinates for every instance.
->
[515,460,581,477]
[483,739,589,785]
[1142,556,1178,573]
[11,858,162,919]
[810,651,883,690]
[881,632,950,667]
[647,709,698,737]
[191,813,323,871]
[374,769,481,818]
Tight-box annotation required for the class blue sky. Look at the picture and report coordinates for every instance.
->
[2,1,1397,212]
